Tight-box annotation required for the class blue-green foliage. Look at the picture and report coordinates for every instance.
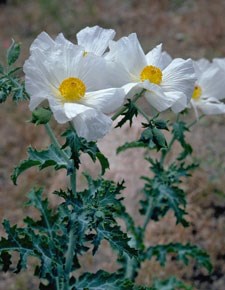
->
[0,41,28,103]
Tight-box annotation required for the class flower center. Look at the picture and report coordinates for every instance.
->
[59,77,86,102]
[192,85,202,100]
[140,65,162,85]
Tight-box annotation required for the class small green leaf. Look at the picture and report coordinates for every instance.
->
[7,40,21,66]
[30,107,52,125]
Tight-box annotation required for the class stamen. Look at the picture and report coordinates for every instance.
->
[140,65,162,85]
[59,77,86,102]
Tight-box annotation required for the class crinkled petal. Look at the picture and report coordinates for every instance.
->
[194,58,211,76]
[30,32,55,52]
[107,33,147,79]
[48,98,69,123]
[212,57,225,71]
[81,88,125,114]
[195,99,225,115]
[141,81,181,112]
[145,44,165,69]
[76,25,115,56]
[55,33,76,48]
[169,91,187,113]
[161,51,172,67]
[72,109,112,141]
[198,66,225,100]
[161,58,196,104]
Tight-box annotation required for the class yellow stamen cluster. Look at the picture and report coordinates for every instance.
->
[59,77,86,102]
[192,85,202,100]
[140,65,163,85]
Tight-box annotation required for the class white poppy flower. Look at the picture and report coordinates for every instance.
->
[24,32,125,141]
[106,33,196,113]
[191,61,225,116]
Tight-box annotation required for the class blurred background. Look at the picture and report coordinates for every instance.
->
[0,0,225,289]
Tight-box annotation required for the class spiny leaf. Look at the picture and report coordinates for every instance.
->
[62,129,109,174]
[151,276,193,290]
[11,144,69,185]
[93,224,138,258]
[74,270,147,290]
[115,99,138,128]
[145,243,212,272]
[117,141,146,154]
[140,160,190,227]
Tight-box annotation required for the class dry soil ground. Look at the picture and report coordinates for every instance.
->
[0,1,225,289]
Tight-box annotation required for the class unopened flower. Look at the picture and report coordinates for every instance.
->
[24,32,125,141]
[191,60,225,115]
[106,33,196,113]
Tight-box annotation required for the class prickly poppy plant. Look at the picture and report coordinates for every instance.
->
[1,26,225,290]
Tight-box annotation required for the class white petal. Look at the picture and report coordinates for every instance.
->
[48,98,69,123]
[161,58,196,103]
[161,51,172,67]
[169,91,188,113]
[55,33,76,48]
[64,103,91,119]
[194,58,211,74]
[29,96,45,111]
[30,32,55,52]
[107,33,147,79]
[141,82,181,112]
[76,25,115,56]
[145,44,165,69]
[198,66,225,100]
[212,57,225,71]
[82,88,125,114]
[196,99,225,115]
[103,60,132,88]
[72,109,112,141]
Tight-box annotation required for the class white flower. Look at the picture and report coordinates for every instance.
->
[191,60,225,115]
[24,32,125,141]
[106,33,196,113]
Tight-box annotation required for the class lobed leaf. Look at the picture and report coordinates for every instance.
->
[145,243,212,272]
[11,144,69,185]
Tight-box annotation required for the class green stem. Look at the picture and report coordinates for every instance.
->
[64,167,77,290]
[124,256,136,280]
[70,164,77,198]
[142,196,154,232]
[111,89,146,121]
[44,123,70,162]
[187,114,204,129]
